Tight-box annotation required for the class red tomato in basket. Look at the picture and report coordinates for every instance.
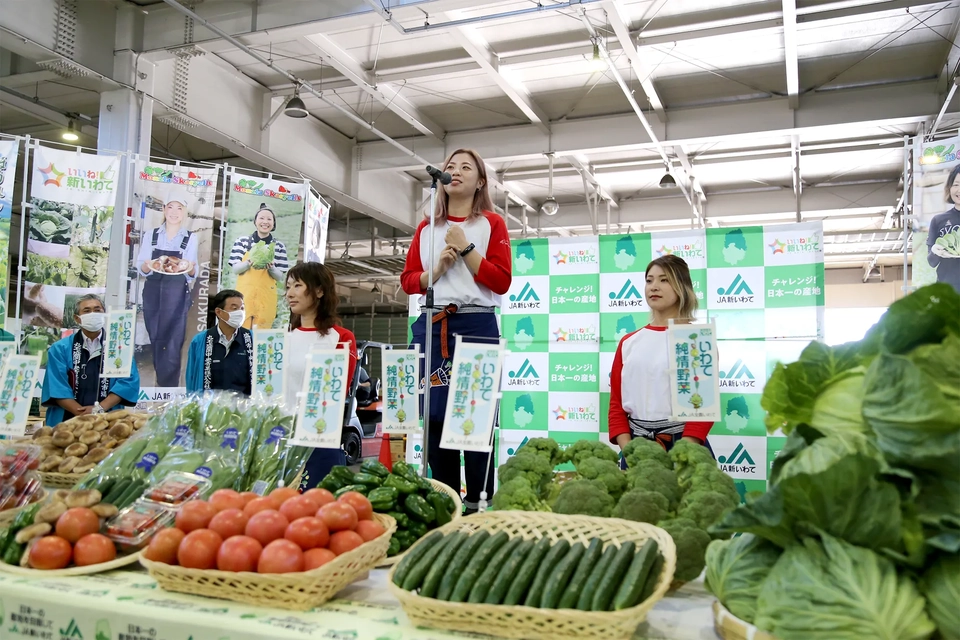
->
[143,528,185,565]
[268,487,300,509]
[239,492,259,507]
[257,539,304,574]
[328,530,364,556]
[56,507,101,544]
[29,536,72,570]
[337,492,373,521]
[245,510,289,546]
[317,502,357,533]
[242,497,275,518]
[303,548,336,570]
[302,488,335,509]
[217,535,263,572]
[279,496,319,523]
[177,529,223,570]
[208,509,249,540]
[176,500,218,534]
[209,489,246,512]
[73,533,117,566]
[354,520,386,543]
[284,517,329,551]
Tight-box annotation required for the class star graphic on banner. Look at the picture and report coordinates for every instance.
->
[768,239,786,255]
[552,328,568,341]
[37,163,65,187]
[552,406,567,420]
[553,251,568,265]
[656,245,673,256]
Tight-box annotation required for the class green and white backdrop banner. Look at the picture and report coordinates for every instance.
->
[407,221,824,499]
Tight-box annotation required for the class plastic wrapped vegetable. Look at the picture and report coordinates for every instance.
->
[241,404,301,494]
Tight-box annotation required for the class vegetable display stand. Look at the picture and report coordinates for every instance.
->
[377,478,462,568]
[140,513,396,611]
[0,550,140,576]
[0,489,46,526]
[713,601,780,640]
[387,511,676,640]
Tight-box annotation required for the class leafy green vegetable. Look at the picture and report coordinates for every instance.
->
[919,554,960,640]
[705,534,781,624]
[935,229,960,256]
[249,242,276,269]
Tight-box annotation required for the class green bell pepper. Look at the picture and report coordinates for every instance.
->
[404,493,436,523]
[394,530,417,551]
[427,492,452,526]
[387,535,401,557]
[367,487,399,512]
[407,520,428,539]
[2,540,23,566]
[334,484,369,497]
[329,465,356,486]
[351,472,383,489]
[392,461,418,482]
[387,511,410,529]
[11,504,41,531]
[320,475,345,493]
[360,460,390,479]
[384,474,417,495]
[414,475,434,495]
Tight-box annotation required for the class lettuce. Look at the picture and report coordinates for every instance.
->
[754,533,935,640]
[920,554,960,640]
[705,534,781,623]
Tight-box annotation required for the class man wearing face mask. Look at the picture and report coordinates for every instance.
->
[41,294,141,426]
[185,289,253,395]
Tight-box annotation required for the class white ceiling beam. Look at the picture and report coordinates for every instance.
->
[791,135,802,222]
[782,0,800,110]
[673,147,706,202]
[601,0,666,122]
[937,8,960,94]
[562,154,619,208]
[300,34,445,139]
[0,88,99,138]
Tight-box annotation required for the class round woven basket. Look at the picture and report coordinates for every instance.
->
[0,489,47,526]
[0,549,140,576]
[387,511,677,640]
[37,471,83,489]
[140,513,396,611]
[713,600,781,640]
[376,478,462,568]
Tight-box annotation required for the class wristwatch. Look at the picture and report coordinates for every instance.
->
[460,243,476,257]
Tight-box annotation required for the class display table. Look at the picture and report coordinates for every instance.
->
[0,568,716,640]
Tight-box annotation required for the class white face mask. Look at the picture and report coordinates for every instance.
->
[220,309,246,329]
[78,312,106,333]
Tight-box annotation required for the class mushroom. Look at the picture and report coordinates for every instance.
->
[32,426,54,440]
[14,522,52,544]
[79,431,101,446]
[39,455,64,472]
[72,462,96,475]
[104,410,130,422]
[107,423,132,440]
[51,430,75,448]
[65,489,102,509]
[64,442,89,458]
[82,447,110,464]
[35,501,68,524]
[57,456,81,473]
[91,503,119,518]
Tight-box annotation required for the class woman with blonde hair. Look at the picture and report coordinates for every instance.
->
[400,148,512,513]
[608,254,714,454]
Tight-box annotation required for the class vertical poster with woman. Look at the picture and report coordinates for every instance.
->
[21,144,118,364]
[913,135,960,294]
[304,189,330,264]
[221,170,304,330]
[131,159,219,393]
[0,138,18,331]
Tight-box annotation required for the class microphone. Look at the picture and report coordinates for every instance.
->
[426,165,452,185]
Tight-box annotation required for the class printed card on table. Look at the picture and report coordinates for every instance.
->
[381,346,421,433]
[253,329,285,399]
[668,321,720,422]
[293,349,347,448]
[440,336,506,452]
[0,355,41,437]
[101,310,135,378]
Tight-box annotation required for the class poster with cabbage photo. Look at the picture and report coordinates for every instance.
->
[221,170,305,330]
[912,135,960,294]
[0,137,19,331]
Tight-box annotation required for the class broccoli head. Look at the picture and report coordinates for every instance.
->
[541,479,563,509]
[613,489,669,524]
[492,477,550,512]
[498,451,554,494]
[670,439,716,482]
[681,462,740,506]
[518,437,564,467]
[622,437,672,470]
[677,490,737,532]
[575,457,628,501]
[659,517,712,582]
[552,479,615,517]
[625,460,682,510]
[563,439,620,467]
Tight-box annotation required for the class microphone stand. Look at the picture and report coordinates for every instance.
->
[421,170,440,478]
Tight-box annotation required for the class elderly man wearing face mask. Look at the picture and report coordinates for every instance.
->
[41,294,141,426]
[185,289,253,395]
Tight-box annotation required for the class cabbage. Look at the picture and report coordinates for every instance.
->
[705,534,781,623]
[249,242,275,269]
[809,367,870,438]
[920,554,960,640]
[755,533,935,640]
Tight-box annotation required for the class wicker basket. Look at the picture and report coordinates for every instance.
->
[376,478,462,568]
[0,489,47,526]
[713,601,781,640]
[140,513,396,611]
[387,511,677,640]
[0,549,140,576]
[38,471,83,489]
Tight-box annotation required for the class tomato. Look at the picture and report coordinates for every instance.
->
[284,517,329,551]
[216,535,263,572]
[338,492,373,521]
[268,487,300,509]
[317,502,358,533]
[354,519,386,543]
[303,547,337,571]
[28,535,73,570]
[328,530,365,556]
[242,497,275,518]
[258,539,304,574]
[73,533,117,566]
[302,488,335,509]
[279,496,319,523]
[175,501,218,534]
[239,492,259,507]
[55,507,101,544]
[209,489,246,512]
[143,528,185,565]
[208,509,249,540]
[177,529,223,570]
[244,510,289,546]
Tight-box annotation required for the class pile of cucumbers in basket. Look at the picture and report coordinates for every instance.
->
[318,460,458,557]
[392,529,665,612]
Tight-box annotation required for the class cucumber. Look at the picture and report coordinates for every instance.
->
[2,541,23,566]
[591,541,636,612]
[116,480,147,509]
[523,540,570,608]
[402,532,455,591]
[613,540,660,610]
[638,553,665,604]
[540,541,585,609]
[96,478,116,500]
[558,538,603,609]
[437,532,489,601]
[451,531,510,602]
[102,478,130,505]
[468,536,523,604]
[421,532,467,599]
[392,531,444,587]
[577,545,617,610]
[485,539,534,605]
[504,536,552,605]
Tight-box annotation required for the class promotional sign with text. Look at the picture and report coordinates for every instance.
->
[292,349,348,448]
[101,309,135,378]
[440,336,505,452]
[668,321,720,421]
[0,355,41,436]
[381,346,421,433]
[252,328,286,399]
[0,139,19,330]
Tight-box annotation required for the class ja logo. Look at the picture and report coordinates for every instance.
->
[515,240,536,274]
[510,282,540,303]
[511,394,536,427]
[507,435,530,456]
[716,274,753,296]
[718,443,755,466]
[60,619,83,639]
[509,359,539,379]
[609,279,642,300]
[720,361,756,389]
[137,389,149,401]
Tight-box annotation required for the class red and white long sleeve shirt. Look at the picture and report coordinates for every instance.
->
[400,211,512,305]
[608,325,713,443]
